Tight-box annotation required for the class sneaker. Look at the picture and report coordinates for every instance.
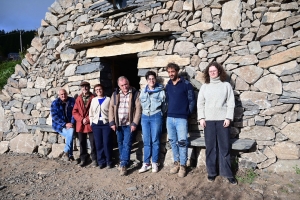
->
[69,156,75,162]
[62,152,70,161]
[207,176,216,182]
[152,163,158,173]
[139,163,152,173]
[119,167,127,176]
[91,160,98,167]
[178,165,186,178]
[228,177,237,185]
[170,161,180,174]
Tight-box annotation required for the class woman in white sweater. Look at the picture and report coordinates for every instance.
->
[89,84,112,169]
[197,61,237,185]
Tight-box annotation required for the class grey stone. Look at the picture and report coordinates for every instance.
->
[256,24,272,39]
[265,114,284,127]
[48,133,58,144]
[224,55,258,66]
[38,145,52,156]
[161,20,184,32]
[238,159,257,169]
[261,104,293,116]
[257,157,276,169]
[47,37,60,49]
[248,41,261,54]
[240,91,271,109]
[31,37,43,52]
[75,14,88,24]
[281,122,300,143]
[271,141,300,159]
[187,22,213,32]
[194,0,205,10]
[233,65,263,84]
[0,141,9,154]
[10,134,37,153]
[15,120,29,133]
[220,0,242,30]
[45,12,58,27]
[255,115,265,126]
[275,132,288,142]
[239,126,275,140]
[48,143,64,158]
[262,11,291,24]
[43,26,59,36]
[75,62,100,74]
[267,159,300,173]
[14,64,26,77]
[284,111,297,123]
[241,151,267,164]
[61,49,76,62]
[260,27,294,42]
[254,74,282,95]
[269,61,300,76]
[21,88,40,97]
[173,42,197,55]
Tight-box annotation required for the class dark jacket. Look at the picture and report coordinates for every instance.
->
[51,97,75,132]
[72,92,95,133]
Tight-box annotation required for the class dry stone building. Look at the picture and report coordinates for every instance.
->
[0,0,300,172]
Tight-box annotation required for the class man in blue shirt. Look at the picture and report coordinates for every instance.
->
[165,63,195,178]
[51,89,76,161]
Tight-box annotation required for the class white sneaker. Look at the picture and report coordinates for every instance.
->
[152,163,158,173]
[139,163,152,173]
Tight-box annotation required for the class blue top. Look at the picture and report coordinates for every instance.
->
[98,97,106,117]
[51,97,75,132]
[165,77,195,119]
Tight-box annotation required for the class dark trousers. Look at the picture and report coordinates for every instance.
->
[78,132,96,162]
[204,121,233,178]
[91,121,112,166]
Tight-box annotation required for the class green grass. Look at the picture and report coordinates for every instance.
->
[293,165,300,174]
[236,168,258,184]
[0,60,21,90]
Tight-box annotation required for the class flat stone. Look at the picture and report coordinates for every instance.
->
[183,0,193,11]
[15,120,28,133]
[262,11,291,24]
[202,31,230,43]
[21,88,40,97]
[220,0,242,30]
[194,0,205,10]
[64,64,77,77]
[0,141,9,154]
[267,159,300,173]
[164,149,174,167]
[43,26,59,36]
[48,143,65,158]
[45,12,58,27]
[258,46,300,69]
[232,65,263,84]
[269,61,300,76]
[261,104,293,116]
[172,0,183,12]
[240,91,271,109]
[31,37,43,52]
[256,24,272,39]
[138,22,151,33]
[281,122,300,143]
[87,40,154,58]
[35,77,52,89]
[187,22,213,32]
[281,2,298,11]
[283,81,300,98]
[239,126,275,140]
[10,134,37,154]
[254,74,282,95]
[13,112,32,120]
[38,145,52,156]
[248,41,261,54]
[241,151,267,164]
[260,26,293,42]
[138,55,190,69]
[265,114,284,127]
[224,55,258,66]
[75,62,100,74]
[271,141,300,159]
[61,49,76,61]
[173,42,197,55]
[286,15,300,26]
[235,77,249,90]
[161,20,184,32]
[196,148,206,167]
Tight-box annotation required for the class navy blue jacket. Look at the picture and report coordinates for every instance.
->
[51,97,75,132]
[165,77,196,119]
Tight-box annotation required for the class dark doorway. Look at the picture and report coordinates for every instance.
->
[100,54,139,97]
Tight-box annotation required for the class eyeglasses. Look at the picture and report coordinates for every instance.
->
[95,89,102,91]
[209,70,218,73]
[147,78,156,81]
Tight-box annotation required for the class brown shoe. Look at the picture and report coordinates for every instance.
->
[170,161,180,174]
[119,167,127,176]
[62,152,70,161]
[178,165,186,178]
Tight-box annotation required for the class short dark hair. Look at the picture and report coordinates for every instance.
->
[166,62,180,72]
[145,71,157,79]
[94,84,104,91]
[204,61,227,83]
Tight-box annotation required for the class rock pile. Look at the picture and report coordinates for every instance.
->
[0,0,300,172]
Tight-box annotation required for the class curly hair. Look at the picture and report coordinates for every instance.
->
[203,61,227,83]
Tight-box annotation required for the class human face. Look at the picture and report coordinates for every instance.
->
[118,78,130,93]
[94,86,104,97]
[167,67,178,81]
[147,75,156,89]
[208,66,219,79]
[58,90,68,102]
[81,85,90,95]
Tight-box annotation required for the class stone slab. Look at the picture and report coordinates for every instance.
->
[9,134,37,154]
[266,159,300,173]
[138,55,190,68]
[87,40,154,58]
[0,141,9,154]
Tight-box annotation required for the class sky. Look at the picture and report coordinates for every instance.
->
[0,0,55,32]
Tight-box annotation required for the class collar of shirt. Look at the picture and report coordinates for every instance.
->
[119,88,132,95]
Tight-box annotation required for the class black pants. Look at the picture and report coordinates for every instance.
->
[78,132,96,162]
[204,121,233,178]
[91,121,112,166]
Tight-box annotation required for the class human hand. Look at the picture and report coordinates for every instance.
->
[223,119,230,127]
[199,119,206,128]
[65,123,73,129]
[83,118,88,125]
[111,125,116,132]
[130,126,136,133]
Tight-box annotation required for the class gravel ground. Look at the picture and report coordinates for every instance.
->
[1,152,300,200]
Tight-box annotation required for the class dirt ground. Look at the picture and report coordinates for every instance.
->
[0,151,300,200]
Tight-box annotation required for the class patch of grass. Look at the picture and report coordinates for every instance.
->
[293,165,300,174]
[236,169,258,184]
[0,60,20,89]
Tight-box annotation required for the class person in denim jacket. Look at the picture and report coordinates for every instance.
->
[139,71,166,173]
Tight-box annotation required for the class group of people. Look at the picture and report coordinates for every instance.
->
[50,62,237,184]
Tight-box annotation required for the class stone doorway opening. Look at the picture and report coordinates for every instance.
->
[101,53,140,96]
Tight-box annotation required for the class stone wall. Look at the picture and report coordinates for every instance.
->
[0,0,300,172]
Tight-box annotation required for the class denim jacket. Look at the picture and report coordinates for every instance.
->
[139,84,166,116]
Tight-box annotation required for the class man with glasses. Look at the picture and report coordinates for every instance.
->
[51,89,76,161]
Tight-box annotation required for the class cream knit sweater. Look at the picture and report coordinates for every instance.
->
[197,77,235,121]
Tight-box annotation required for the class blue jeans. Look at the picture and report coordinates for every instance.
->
[204,121,233,178]
[58,127,74,157]
[166,117,188,165]
[92,121,112,166]
[116,126,134,167]
[141,112,163,164]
